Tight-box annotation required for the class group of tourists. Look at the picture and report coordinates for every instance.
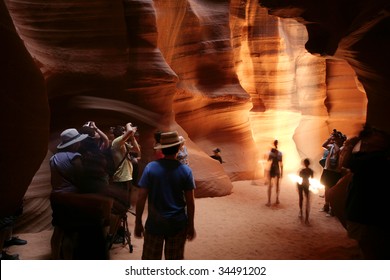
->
[49,122,195,260]
[266,124,390,259]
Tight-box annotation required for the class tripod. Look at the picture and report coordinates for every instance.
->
[119,211,134,253]
[108,181,135,253]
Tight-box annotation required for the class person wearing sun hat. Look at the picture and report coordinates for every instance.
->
[176,135,189,165]
[134,131,196,259]
[50,128,89,193]
[49,128,115,259]
[210,147,223,163]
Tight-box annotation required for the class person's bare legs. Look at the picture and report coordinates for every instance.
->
[305,192,310,224]
[298,188,303,218]
[266,177,272,206]
[275,177,280,204]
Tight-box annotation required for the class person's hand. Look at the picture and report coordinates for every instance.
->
[125,122,136,136]
[89,121,97,129]
[134,221,144,238]
[186,225,196,241]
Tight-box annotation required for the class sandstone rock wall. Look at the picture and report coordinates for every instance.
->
[0,1,49,221]
[1,0,373,233]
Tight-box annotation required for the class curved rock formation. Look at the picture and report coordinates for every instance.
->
[0,1,49,220]
[260,0,390,134]
[1,0,380,234]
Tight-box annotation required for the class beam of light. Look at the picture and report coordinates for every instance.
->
[288,173,302,184]
[288,173,325,194]
[308,178,325,194]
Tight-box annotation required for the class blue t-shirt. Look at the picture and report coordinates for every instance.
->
[138,158,195,235]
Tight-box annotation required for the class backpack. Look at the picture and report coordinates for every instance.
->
[102,145,128,179]
[102,147,116,178]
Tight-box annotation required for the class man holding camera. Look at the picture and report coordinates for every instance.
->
[320,129,346,216]
[111,123,140,209]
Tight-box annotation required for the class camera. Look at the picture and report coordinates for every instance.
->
[331,129,345,140]
[332,129,342,138]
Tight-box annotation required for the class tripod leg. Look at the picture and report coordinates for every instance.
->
[122,215,133,253]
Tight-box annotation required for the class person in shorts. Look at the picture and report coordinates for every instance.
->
[134,131,196,259]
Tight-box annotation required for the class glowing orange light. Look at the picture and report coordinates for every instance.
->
[288,174,302,184]
[308,178,325,194]
[288,173,324,194]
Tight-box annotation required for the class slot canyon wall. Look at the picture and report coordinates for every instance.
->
[2,0,387,233]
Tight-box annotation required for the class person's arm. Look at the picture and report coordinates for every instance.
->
[184,189,196,241]
[279,155,283,178]
[128,134,141,155]
[119,123,136,145]
[134,187,148,238]
[338,137,359,171]
[90,121,110,150]
[322,133,335,148]
[280,163,283,178]
[120,123,141,155]
[333,142,340,154]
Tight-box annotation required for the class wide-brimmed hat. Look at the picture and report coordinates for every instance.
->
[57,128,89,149]
[154,131,184,149]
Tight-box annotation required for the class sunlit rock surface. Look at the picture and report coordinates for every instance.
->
[1,0,382,233]
[260,0,389,134]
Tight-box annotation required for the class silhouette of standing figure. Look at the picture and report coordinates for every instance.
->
[297,158,314,224]
[266,140,283,206]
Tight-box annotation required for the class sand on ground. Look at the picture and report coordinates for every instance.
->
[8,178,360,260]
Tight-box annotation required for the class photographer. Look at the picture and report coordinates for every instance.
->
[111,123,140,205]
[343,125,390,259]
[320,129,346,216]
[109,123,140,243]
[80,121,110,151]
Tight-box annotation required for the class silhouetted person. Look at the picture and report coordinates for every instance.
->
[297,158,314,224]
[266,140,283,206]
[320,129,346,216]
[177,136,189,165]
[343,124,390,259]
[210,148,223,164]
[50,128,110,259]
[153,130,164,160]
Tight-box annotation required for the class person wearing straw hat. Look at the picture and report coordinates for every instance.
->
[49,128,113,259]
[176,136,189,165]
[210,147,223,163]
[50,128,89,193]
[134,131,196,260]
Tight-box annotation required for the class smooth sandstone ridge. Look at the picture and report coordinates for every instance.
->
[1,0,387,233]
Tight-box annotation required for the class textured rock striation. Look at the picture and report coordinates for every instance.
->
[0,1,49,222]
[260,0,389,133]
[1,0,380,233]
